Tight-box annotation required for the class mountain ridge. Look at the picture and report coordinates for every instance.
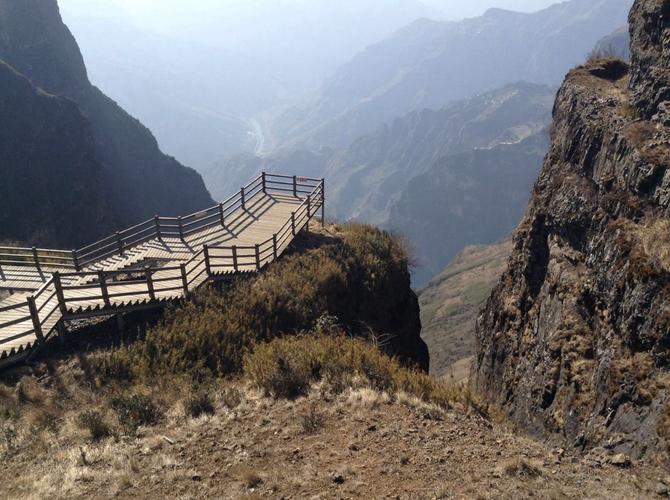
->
[269,0,632,152]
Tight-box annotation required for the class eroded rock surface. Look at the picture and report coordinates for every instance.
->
[473,0,670,459]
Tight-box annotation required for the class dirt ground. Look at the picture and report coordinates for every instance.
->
[2,383,669,499]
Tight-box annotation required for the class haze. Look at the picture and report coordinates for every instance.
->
[56,0,586,170]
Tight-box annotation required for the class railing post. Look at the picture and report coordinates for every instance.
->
[241,187,246,211]
[32,247,43,278]
[116,231,124,255]
[291,212,296,236]
[72,250,80,271]
[178,217,185,241]
[203,245,212,276]
[321,178,325,227]
[145,267,156,301]
[306,195,311,232]
[255,244,261,271]
[27,297,44,343]
[98,271,110,308]
[272,234,278,260]
[261,172,267,193]
[219,203,225,227]
[293,175,297,197]
[180,264,189,296]
[232,245,239,272]
[53,272,67,316]
[154,215,162,242]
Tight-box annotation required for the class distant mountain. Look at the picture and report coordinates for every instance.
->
[593,25,630,60]
[390,132,549,285]
[0,0,213,246]
[59,0,438,170]
[271,0,632,151]
[207,82,554,225]
[323,83,554,226]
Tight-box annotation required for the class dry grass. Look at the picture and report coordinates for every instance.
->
[183,390,215,418]
[299,403,325,434]
[244,333,462,409]
[92,223,419,383]
[234,465,264,489]
[502,458,543,478]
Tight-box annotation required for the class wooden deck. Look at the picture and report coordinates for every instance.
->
[0,174,324,364]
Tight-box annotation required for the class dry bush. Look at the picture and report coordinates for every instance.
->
[300,404,325,434]
[503,458,543,478]
[183,391,215,418]
[244,334,459,408]
[77,409,113,441]
[110,393,162,431]
[92,223,419,383]
[235,465,263,489]
[220,387,243,409]
[586,45,626,64]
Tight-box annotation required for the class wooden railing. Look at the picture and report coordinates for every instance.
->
[0,173,324,354]
[0,173,324,274]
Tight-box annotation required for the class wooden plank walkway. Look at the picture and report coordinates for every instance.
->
[0,174,324,364]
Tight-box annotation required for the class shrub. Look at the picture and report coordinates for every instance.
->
[110,393,162,431]
[220,387,242,409]
[300,404,325,434]
[244,334,457,408]
[93,224,421,382]
[586,45,625,64]
[183,391,215,418]
[503,458,543,478]
[77,409,112,441]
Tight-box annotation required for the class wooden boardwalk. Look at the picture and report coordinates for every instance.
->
[0,174,324,365]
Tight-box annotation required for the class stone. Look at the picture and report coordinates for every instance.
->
[609,454,631,468]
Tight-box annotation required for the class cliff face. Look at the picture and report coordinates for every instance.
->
[0,0,213,246]
[629,0,670,125]
[473,0,670,459]
[0,61,111,247]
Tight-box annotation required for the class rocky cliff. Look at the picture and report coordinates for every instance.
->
[473,0,670,459]
[0,60,112,247]
[0,0,213,246]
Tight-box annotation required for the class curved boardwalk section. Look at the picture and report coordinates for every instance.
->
[0,174,324,365]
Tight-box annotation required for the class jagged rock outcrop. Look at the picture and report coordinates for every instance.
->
[473,0,670,459]
[629,0,670,125]
[0,0,213,246]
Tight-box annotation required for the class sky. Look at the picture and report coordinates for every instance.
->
[60,0,562,29]
[424,0,561,17]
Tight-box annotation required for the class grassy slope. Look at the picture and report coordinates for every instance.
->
[0,335,666,499]
[419,240,512,378]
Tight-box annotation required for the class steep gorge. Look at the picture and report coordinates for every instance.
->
[0,0,213,247]
[473,0,670,459]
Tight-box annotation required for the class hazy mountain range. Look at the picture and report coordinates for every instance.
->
[268,0,632,152]
[206,82,554,284]
[59,0,440,171]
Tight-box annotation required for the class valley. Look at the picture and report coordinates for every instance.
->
[0,0,669,497]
